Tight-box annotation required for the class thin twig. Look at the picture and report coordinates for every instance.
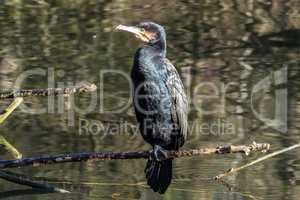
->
[0,142,270,169]
[0,98,23,124]
[0,82,97,99]
[0,97,23,159]
[0,136,22,159]
[214,142,300,180]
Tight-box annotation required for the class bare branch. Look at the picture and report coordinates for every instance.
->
[0,82,97,99]
[214,142,299,180]
[0,142,270,169]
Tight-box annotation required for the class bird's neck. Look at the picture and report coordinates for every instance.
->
[148,39,167,57]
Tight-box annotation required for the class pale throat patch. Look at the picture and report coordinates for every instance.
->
[137,31,157,43]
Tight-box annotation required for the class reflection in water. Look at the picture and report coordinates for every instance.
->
[0,1,299,200]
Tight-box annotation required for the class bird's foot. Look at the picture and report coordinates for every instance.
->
[150,145,169,161]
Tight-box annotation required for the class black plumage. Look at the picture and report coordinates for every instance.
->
[116,22,188,194]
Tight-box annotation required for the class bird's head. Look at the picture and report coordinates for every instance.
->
[115,22,166,46]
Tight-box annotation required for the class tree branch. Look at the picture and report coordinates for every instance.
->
[0,82,97,99]
[0,142,270,169]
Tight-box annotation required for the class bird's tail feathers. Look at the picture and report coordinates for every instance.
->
[145,158,172,194]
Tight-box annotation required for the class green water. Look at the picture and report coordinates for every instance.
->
[0,1,300,200]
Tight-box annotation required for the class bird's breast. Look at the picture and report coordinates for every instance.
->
[132,49,167,84]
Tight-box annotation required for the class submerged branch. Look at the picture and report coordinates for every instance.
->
[0,82,97,99]
[0,142,270,169]
[0,170,69,193]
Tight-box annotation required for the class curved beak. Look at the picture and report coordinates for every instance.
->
[115,24,151,43]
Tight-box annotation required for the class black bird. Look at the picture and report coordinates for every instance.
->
[116,22,188,194]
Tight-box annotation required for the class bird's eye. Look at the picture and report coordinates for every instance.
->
[140,28,146,33]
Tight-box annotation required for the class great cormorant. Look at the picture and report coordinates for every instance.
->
[116,22,188,194]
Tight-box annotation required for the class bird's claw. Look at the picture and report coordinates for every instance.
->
[150,145,169,161]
